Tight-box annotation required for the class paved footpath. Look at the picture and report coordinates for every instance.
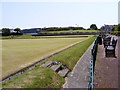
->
[63,42,94,88]
[94,35,119,88]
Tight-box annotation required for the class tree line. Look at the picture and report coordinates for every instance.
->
[42,27,85,31]
[42,24,98,31]
[112,24,120,31]
[1,24,98,36]
[110,24,120,36]
[1,28,22,36]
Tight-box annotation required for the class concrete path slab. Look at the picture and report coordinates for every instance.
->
[58,69,70,78]
[40,61,53,67]
[50,65,61,72]
[94,36,119,88]
[63,42,94,88]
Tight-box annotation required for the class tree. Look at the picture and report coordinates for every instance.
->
[118,24,120,36]
[2,28,10,36]
[90,24,98,30]
[114,24,120,36]
[14,28,21,34]
[111,24,120,36]
[112,24,120,31]
[111,26,115,31]
[118,24,120,31]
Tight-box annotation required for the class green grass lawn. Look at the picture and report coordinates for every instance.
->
[1,35,91,39]
[2,36,95,88]
[39,35,91,38]
[2,35,91,80]
[39,30,99,34]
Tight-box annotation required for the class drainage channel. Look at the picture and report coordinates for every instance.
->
[0,53,59,84]
[1,39,86,84]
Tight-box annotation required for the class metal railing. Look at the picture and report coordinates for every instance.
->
[88,36,99,90]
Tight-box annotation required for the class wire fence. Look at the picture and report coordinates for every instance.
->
[88,36,99,90]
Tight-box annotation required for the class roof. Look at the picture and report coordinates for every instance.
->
[22,28,41,33]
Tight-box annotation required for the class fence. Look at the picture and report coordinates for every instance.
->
[88,36,99,90]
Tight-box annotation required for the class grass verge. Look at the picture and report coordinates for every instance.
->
[2,36,96,88]
[1,35,91,39]
[49,36,96,70]
[2,67,65,88]
[39,30,99,34]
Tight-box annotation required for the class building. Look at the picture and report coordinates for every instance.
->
[10,29,16,33]
[21,28,42,35]
[100,24,115,33]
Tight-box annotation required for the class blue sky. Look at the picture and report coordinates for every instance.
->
[0,1,118,29]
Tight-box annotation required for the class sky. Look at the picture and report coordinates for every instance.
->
[0,0,119,29]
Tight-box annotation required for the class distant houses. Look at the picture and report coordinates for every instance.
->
[21,28,42,35]
[100,24,115,33]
